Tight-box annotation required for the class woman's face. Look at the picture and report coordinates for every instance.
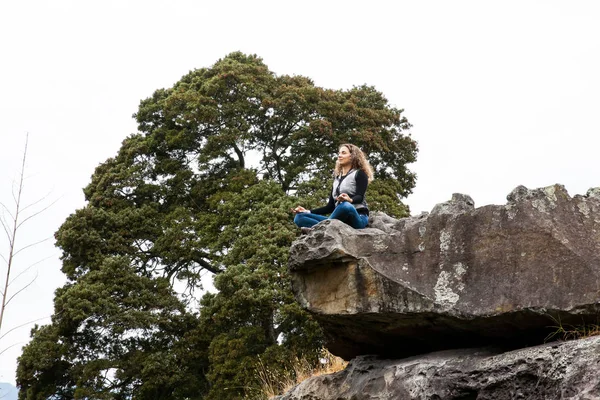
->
[338,146,352,166]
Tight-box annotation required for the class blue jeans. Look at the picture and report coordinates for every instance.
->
[294,202,369,229]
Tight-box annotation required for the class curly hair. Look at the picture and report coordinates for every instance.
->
[334,143,374,182]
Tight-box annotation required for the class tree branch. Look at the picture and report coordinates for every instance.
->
[19,191,53,214]
[9,255,53,286]
[0,201,16,223]
[0,314,51,342]
[197,258,221,274]
[232,142,245,169]
[5,271,38,307]
[17,197,59,230]
[13,237,52,257]
[0,206,15,245]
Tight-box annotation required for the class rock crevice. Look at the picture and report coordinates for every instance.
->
[276,336,600,400]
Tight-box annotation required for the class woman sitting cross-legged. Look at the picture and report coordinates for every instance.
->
[293,143,373,232]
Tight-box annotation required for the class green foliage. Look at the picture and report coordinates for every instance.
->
[367,178,411,218]
[17,257,208,399]
[196,181,324,399]
[17,52,417,399]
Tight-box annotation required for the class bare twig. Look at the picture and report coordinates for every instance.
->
[0,133,54,350]
[13,236,52,257]
[0,210,13,246]
[0,315,51,343]
[5,272,39,307]
[9,255,54,286]
[0,134,28,333]
[17,197,59,230]
[19,191,53,214]
[0,341,22,357]
[0,201,16,221]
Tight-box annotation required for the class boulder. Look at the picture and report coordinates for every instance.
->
[275,335,600,400]
[289,185,600,359]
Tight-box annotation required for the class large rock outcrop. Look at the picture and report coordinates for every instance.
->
[289,185,600,360]
[276,335,600,400]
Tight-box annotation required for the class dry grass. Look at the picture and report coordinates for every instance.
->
[545,315,600,342]
[255,349,348,399]
[546,323,600,342]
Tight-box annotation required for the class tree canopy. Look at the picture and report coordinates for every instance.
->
[17,52,417,399]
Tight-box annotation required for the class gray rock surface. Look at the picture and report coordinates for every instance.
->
[276,335,600,400]
[289,185,600,359]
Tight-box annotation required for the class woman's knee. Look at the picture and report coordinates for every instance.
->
[338,202,355,213]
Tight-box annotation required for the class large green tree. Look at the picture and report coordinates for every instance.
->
[17,52,417,399]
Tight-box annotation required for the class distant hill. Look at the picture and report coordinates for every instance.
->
[0,382,18,400]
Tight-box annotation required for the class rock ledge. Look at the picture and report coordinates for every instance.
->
[289,185,600,359]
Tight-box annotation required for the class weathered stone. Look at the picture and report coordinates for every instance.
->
[289,184,600,359]
[275,335,600,400]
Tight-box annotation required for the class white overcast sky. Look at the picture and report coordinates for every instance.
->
[1,0,599,386]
